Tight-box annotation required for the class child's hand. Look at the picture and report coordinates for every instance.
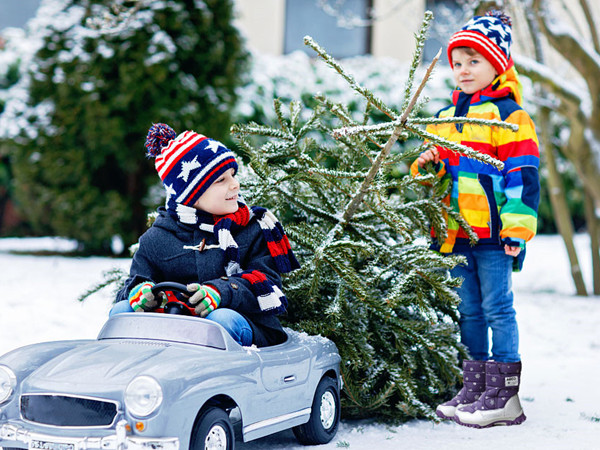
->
[417,148,440,168]
[128,281,157,312]
[504,245,521,256]
[187,284,221,318]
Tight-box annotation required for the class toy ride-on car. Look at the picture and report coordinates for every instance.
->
[0,282,342,450]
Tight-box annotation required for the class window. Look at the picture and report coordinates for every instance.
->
[424,0,463,65]
[284,0,371,58]
[0,0,40,30]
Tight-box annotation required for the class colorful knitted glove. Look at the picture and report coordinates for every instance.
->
[128,281,157,312]
[187,284,221,318]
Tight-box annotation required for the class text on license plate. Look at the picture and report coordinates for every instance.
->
[30,439,75,450]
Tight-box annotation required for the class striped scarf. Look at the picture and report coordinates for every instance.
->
[173,202,299,315]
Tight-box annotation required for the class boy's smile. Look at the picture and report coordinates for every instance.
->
[193,168,240,215]
[451,47,498,94]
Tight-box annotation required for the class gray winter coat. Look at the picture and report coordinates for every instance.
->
[115,207,287,346]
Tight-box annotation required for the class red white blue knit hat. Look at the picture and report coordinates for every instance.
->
[447,10,513,75]
[145,123,238,213]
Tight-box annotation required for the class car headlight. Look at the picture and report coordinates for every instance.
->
[125,375,163,417]
[0,365,17,404]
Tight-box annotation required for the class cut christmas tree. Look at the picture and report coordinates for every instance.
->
[232,12,510,421]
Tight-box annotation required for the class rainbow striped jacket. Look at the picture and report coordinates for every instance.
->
[411,68,540,255]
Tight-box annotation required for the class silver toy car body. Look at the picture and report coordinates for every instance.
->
[0,313,341,450]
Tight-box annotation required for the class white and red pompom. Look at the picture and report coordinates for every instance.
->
[145,123,177,158]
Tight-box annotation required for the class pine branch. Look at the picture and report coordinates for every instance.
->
[336,47,442,232]
[274,98,291,133]
[273,186,342,223]
[77,268,127,302]
[304,36,399,119]
[306,167,368,179]
[410,116,519,130]
[333,115,517,140]
[315,94,355,124]
[231,122,293,140]
[406,124,504,170]
[401,10,434,113]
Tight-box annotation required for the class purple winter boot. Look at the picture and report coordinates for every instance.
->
[435,360,486,420]
[454,360,526,428]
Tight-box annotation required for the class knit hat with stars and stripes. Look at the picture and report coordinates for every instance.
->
[447,10,513,75]
[144,123,238,214]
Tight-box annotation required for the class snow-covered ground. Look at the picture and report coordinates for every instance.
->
[1,234,599,449]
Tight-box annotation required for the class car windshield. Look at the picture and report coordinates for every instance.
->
[97,314,227,350]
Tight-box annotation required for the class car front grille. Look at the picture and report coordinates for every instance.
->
[20,394,118,427]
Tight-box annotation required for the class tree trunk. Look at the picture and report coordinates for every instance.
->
[540,107,587,296]
[578,0,600,53]
[127,167,147,241]
[529,0,600,207]
[517,2,588,295]
[0,190,7,235]
[584,190,600,295]
[473,1,503,15]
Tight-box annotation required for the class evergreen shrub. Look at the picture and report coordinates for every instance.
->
[3,0,247,252]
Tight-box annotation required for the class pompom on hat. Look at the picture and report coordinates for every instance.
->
[145,123,238,214]
[447,10,513,75]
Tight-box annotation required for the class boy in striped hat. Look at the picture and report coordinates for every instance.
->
[111,124,299,347]
[411,11,540,427]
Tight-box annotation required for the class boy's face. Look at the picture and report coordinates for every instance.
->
[193,168,240,215]
[451,48,498,94]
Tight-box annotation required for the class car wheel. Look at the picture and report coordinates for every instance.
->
[191,407,235,450]
[293,376,340,445]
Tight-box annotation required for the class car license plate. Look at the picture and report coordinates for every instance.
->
[29,439,75,450]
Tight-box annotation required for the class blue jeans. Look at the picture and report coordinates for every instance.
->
[450,249,520,363]
[109,302,253,346]
[204,308,253,346]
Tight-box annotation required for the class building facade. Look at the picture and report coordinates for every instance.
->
[234,0,599,68]
[235,0,432,62]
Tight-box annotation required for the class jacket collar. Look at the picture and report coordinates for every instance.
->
[450,62,523,132]
[451,61,523,108]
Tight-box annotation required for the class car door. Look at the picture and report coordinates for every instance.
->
[255,342,313,419]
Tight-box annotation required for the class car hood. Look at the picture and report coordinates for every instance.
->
[22,339,253,392]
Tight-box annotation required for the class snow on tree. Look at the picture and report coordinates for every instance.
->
[231,12,513,420]
[0,0,248,252]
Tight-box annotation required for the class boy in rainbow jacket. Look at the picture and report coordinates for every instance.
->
[411,11,540,428]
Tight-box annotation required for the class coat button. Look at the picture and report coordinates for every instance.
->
[220,276,229,281]
[231,283,239,290]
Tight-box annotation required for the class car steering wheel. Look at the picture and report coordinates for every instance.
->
[151,282,197,316]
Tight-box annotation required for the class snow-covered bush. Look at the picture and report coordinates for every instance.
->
[233,50,454,128]
[0,0,248,252]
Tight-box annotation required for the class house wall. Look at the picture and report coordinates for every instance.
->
[370,0,425,61]
[234,0,286,55]
[234,0,426,60]
[234,0,597,70]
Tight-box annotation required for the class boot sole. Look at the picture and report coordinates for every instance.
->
[454,412,527,428]
[435,409,455,420]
